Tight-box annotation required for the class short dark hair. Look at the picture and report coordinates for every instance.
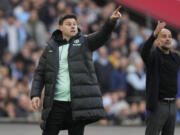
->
[59,14,77,25]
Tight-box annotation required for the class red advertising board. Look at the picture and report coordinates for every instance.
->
[116,0,180,29]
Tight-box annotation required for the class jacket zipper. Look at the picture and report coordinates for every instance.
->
[68,41,74,119]
[51,44,59,107]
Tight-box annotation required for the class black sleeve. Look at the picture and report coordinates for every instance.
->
[30,46,48,99]
[86,19,116,51]
[140,34,156,66]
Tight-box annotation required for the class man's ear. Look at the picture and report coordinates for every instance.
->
[59,25,63,31]
[155,39,161,47]
[153,39,158,48]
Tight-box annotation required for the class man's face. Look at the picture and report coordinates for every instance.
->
[157,28,172,50]
[7,15,15,25]
[59,18,78,39]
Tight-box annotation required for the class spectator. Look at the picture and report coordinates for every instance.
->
[126,57,146,98]
[109,56,129,103]
[10,58,24,80]
[5,11,27,54]
[109,56,128,93]
[128,41,140,65]
[0,51,13,69]
[0,102,6,117]
[14,0,30,24]
[109,49,121,69]
[1,77,17,89]
[38,0,57,30]
[0,87,9,101]
[0,16,8,58]
[0,87,8,117]
[15,94,31,118]
[94,46,114,94]
[25,10,47,47]
[30,47,43,66]
[120,12,139,39]
[4,100,16,119]
[0,66,9,80]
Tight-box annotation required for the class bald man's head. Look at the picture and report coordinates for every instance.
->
[156,28,172,51]
[157,28,171,38]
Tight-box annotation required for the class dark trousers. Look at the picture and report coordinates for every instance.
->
[145,101,177,135]
[42,100,85,135]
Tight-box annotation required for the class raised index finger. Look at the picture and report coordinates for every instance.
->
[115,5,122,13]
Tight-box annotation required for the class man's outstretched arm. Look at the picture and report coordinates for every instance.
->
[141,21,166,65]
[86,6,122,51]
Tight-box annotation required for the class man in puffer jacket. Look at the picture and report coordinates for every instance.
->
[31,6,122,135]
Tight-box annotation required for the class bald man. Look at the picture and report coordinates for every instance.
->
[141,21,180,135]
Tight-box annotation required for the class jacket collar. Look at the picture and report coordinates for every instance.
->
[50,28,81,46]
[156,47,174,57]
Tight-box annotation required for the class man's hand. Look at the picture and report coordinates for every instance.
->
[31,97,41,110]
[153,21,166,37]
[110,6,122,22]
[176,98,180,109]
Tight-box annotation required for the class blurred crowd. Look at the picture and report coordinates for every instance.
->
[0,0,180,125]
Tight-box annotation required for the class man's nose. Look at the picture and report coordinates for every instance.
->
[166,38,169,41]
[166,37,170,41]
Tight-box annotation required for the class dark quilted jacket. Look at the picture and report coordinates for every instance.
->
[31,19,116,129]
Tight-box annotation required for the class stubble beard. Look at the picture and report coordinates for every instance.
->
[161,46,170,51]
